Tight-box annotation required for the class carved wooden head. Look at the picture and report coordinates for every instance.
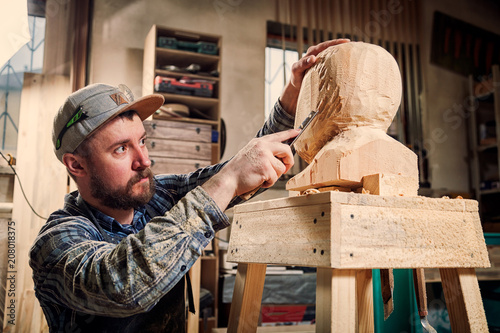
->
[294,42,402,164]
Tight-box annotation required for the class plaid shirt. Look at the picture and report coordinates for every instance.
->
[29,101,294,332]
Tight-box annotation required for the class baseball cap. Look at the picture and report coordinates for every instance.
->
[52,83,164,162]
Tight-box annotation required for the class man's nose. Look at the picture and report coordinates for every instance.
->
[133,147,151,170]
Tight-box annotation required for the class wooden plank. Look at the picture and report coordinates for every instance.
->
[71,0,90,91]
[5,73,71,332]
[43,0,74,76]
[228,193,489,269]
[356,269,374,331]
[187,259,201,333]
[439,268,489,332]
[316,268,356,333]
[143,25,158,99]
[234,191,479,215]
[230,202,336,267]
[338,205,487,268]
[227,263,267,333]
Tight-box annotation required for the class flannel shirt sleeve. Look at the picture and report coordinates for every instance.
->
[30,187,226,317]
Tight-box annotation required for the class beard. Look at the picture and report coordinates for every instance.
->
[89,167,156,210]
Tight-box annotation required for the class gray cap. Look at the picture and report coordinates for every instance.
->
[53,83,164,162]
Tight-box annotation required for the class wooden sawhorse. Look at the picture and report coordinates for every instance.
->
[226,191,491,332]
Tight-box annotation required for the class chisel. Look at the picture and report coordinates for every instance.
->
[238,110,318,200]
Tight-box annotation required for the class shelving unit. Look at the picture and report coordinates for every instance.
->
[143,24,222,164]
[468,64,500,232]
[143,25,222,332]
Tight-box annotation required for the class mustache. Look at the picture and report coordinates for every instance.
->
[128,168,154,186]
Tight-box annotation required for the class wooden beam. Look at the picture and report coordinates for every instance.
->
[356,269,374,330]
[4,73,71,332]
[439,268,489,332]
[227,263,267,333]
[316,268,356,333]
[71,0,91,91]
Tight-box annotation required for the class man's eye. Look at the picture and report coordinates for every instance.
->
[140,138,146,146]
[115,146,126,153]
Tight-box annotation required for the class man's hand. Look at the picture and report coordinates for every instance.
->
[280,38,350,115]
[202,129,300,210]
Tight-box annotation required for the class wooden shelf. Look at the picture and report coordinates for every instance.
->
[143,24,222,332]
[156,92,219,107]
[477,143,497,152]
[155,68,219,82]
[156,47,219,67]
[468,65,500,230]
[480,188,500,195]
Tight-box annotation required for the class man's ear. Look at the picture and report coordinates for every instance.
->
[62,153,87,178]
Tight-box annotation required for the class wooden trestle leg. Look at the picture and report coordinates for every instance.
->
[316,268,374,333]
[439,268,489,332]
[227,263,267,333]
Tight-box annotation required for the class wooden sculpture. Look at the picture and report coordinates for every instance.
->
[287,42,418,195]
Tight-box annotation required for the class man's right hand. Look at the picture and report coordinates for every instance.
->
[202,128,300,211]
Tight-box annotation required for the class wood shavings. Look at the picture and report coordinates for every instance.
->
[302,188,320,196]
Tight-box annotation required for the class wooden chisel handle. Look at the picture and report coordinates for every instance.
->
[238,185,262,201]
[413,268,428,317]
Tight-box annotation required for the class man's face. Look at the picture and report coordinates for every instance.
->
[84,113,156,210]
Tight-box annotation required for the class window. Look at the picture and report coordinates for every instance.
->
[265,47,300,118]
[0,15,45,151]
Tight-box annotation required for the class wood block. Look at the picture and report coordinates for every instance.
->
[361,173,418,197]
[227,191,490,269]
[286,133,418,192]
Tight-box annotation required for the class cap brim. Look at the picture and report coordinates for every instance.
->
[116,94,165,120]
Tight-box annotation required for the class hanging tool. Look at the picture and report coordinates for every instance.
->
[381,268,394,320]
[239,110,318,200]
[413,268,437,333]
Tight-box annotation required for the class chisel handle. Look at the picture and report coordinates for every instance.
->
[413,268,428,317]
[238,185,262,201]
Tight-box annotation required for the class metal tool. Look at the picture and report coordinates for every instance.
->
[238,110,318,200]
[413,268,437,333]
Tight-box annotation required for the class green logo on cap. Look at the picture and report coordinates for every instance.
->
[56,106,88,150]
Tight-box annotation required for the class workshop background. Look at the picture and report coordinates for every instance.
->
[0,0,500,332]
